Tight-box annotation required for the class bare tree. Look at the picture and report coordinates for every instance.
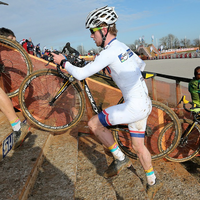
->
[167,34,175,49]
[174,37,180,48]
[193,38,200,47]
[159,36,168,49]
[180,38,191,47]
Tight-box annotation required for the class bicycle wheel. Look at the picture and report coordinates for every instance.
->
[112,100,181,160]
[0,35,33,97]
[159,119,200,162]
[18,69,85,132]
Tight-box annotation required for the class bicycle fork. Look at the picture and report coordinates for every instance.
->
[48,75,73,106]
[180,121,197,146]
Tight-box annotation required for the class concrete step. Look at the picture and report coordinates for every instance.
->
[27,131,200,199]
[28,128,79,199]
[0,111,51,199]
[75,134,147,200]
[0,112,26,160]
[1,111,200,199]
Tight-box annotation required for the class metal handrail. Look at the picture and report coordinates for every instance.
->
[145,71,192,108]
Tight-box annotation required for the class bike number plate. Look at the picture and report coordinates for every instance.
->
[2,133,13,158]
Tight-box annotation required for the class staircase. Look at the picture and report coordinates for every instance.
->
[1,55,200,199]
[1,110,200,200]
[138,44,160,59]
[137,45,152,59]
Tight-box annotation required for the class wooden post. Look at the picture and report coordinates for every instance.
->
[176,80,182,108]
[0,75,6,92]
[176,80,183,117]
[152,77,157,101]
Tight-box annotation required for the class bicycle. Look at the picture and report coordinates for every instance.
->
[18,43,181,161]
[0,35,33,97]
[158,95,200,162]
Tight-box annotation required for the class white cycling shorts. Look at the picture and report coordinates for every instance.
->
[98,96,152,134]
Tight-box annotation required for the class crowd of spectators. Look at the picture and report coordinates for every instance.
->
[19,38,52,61]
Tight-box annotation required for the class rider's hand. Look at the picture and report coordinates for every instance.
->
[51,53,65,65]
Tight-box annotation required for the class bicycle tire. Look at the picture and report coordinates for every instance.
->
[18,68,85,132]
[112,100,182,160]
[0,35,33,97]
[159,119,200,162]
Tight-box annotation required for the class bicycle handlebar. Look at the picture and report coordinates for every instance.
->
[65,42,80,57]
[179,95,200,113]
[47,42,85,68]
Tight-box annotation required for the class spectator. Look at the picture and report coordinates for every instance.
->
[19,39,25,45]
[27,37,34,55]
[35,43,41,58]
[0,27,16,40]
[188,66,200,107]
[21,39,29,53]
[41,51,49,61]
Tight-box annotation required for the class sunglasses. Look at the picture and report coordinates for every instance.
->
[90,26,108,34]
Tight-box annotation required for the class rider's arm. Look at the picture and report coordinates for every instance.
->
[188,79,200,106]
[132,52,146,72]
[64,51,113,80]
[64,56,109,80]
[188,79,200,94]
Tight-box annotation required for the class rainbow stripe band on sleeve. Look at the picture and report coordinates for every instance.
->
[130,130,145,138]
[98,110,112,127]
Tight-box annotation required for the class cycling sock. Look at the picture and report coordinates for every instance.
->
[108,142,125,161]
[145,167,156,185]
[10,117,21,131]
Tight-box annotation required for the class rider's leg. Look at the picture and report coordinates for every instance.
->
[129,118,156,185]
[88,115,131,178]
[129,117,163,199]
[88,114,125,160]
[0,87,21,129]
[131,135,156,184]
[88,115,114,147]
[0,88,29,149]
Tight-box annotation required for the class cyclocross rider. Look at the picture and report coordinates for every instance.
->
[52,5,163,199]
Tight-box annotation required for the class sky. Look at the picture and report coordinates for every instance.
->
[1,0,200,53]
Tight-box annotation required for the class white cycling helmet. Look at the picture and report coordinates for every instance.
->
[85,5,118,29]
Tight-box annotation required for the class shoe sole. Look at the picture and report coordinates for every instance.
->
[104,159,132,178]
[12,125,30,150]
[147,181,163,200]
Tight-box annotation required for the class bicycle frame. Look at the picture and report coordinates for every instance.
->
[178,95,200,145]
[81,73,124,114]
[49,71,123,115]
[49,74,75,106]
[179,121,198,146]
[48,69,154,117]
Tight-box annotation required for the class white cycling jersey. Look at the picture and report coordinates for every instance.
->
[64,38,152,130]
[65,38,147,101]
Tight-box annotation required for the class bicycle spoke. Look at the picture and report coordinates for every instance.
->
[165,119,200,162]
[19,69,85,132]
[0,36,32,97]
[114,100,181,160]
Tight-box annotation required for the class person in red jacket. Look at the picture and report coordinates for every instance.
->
[22,39,28,53]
